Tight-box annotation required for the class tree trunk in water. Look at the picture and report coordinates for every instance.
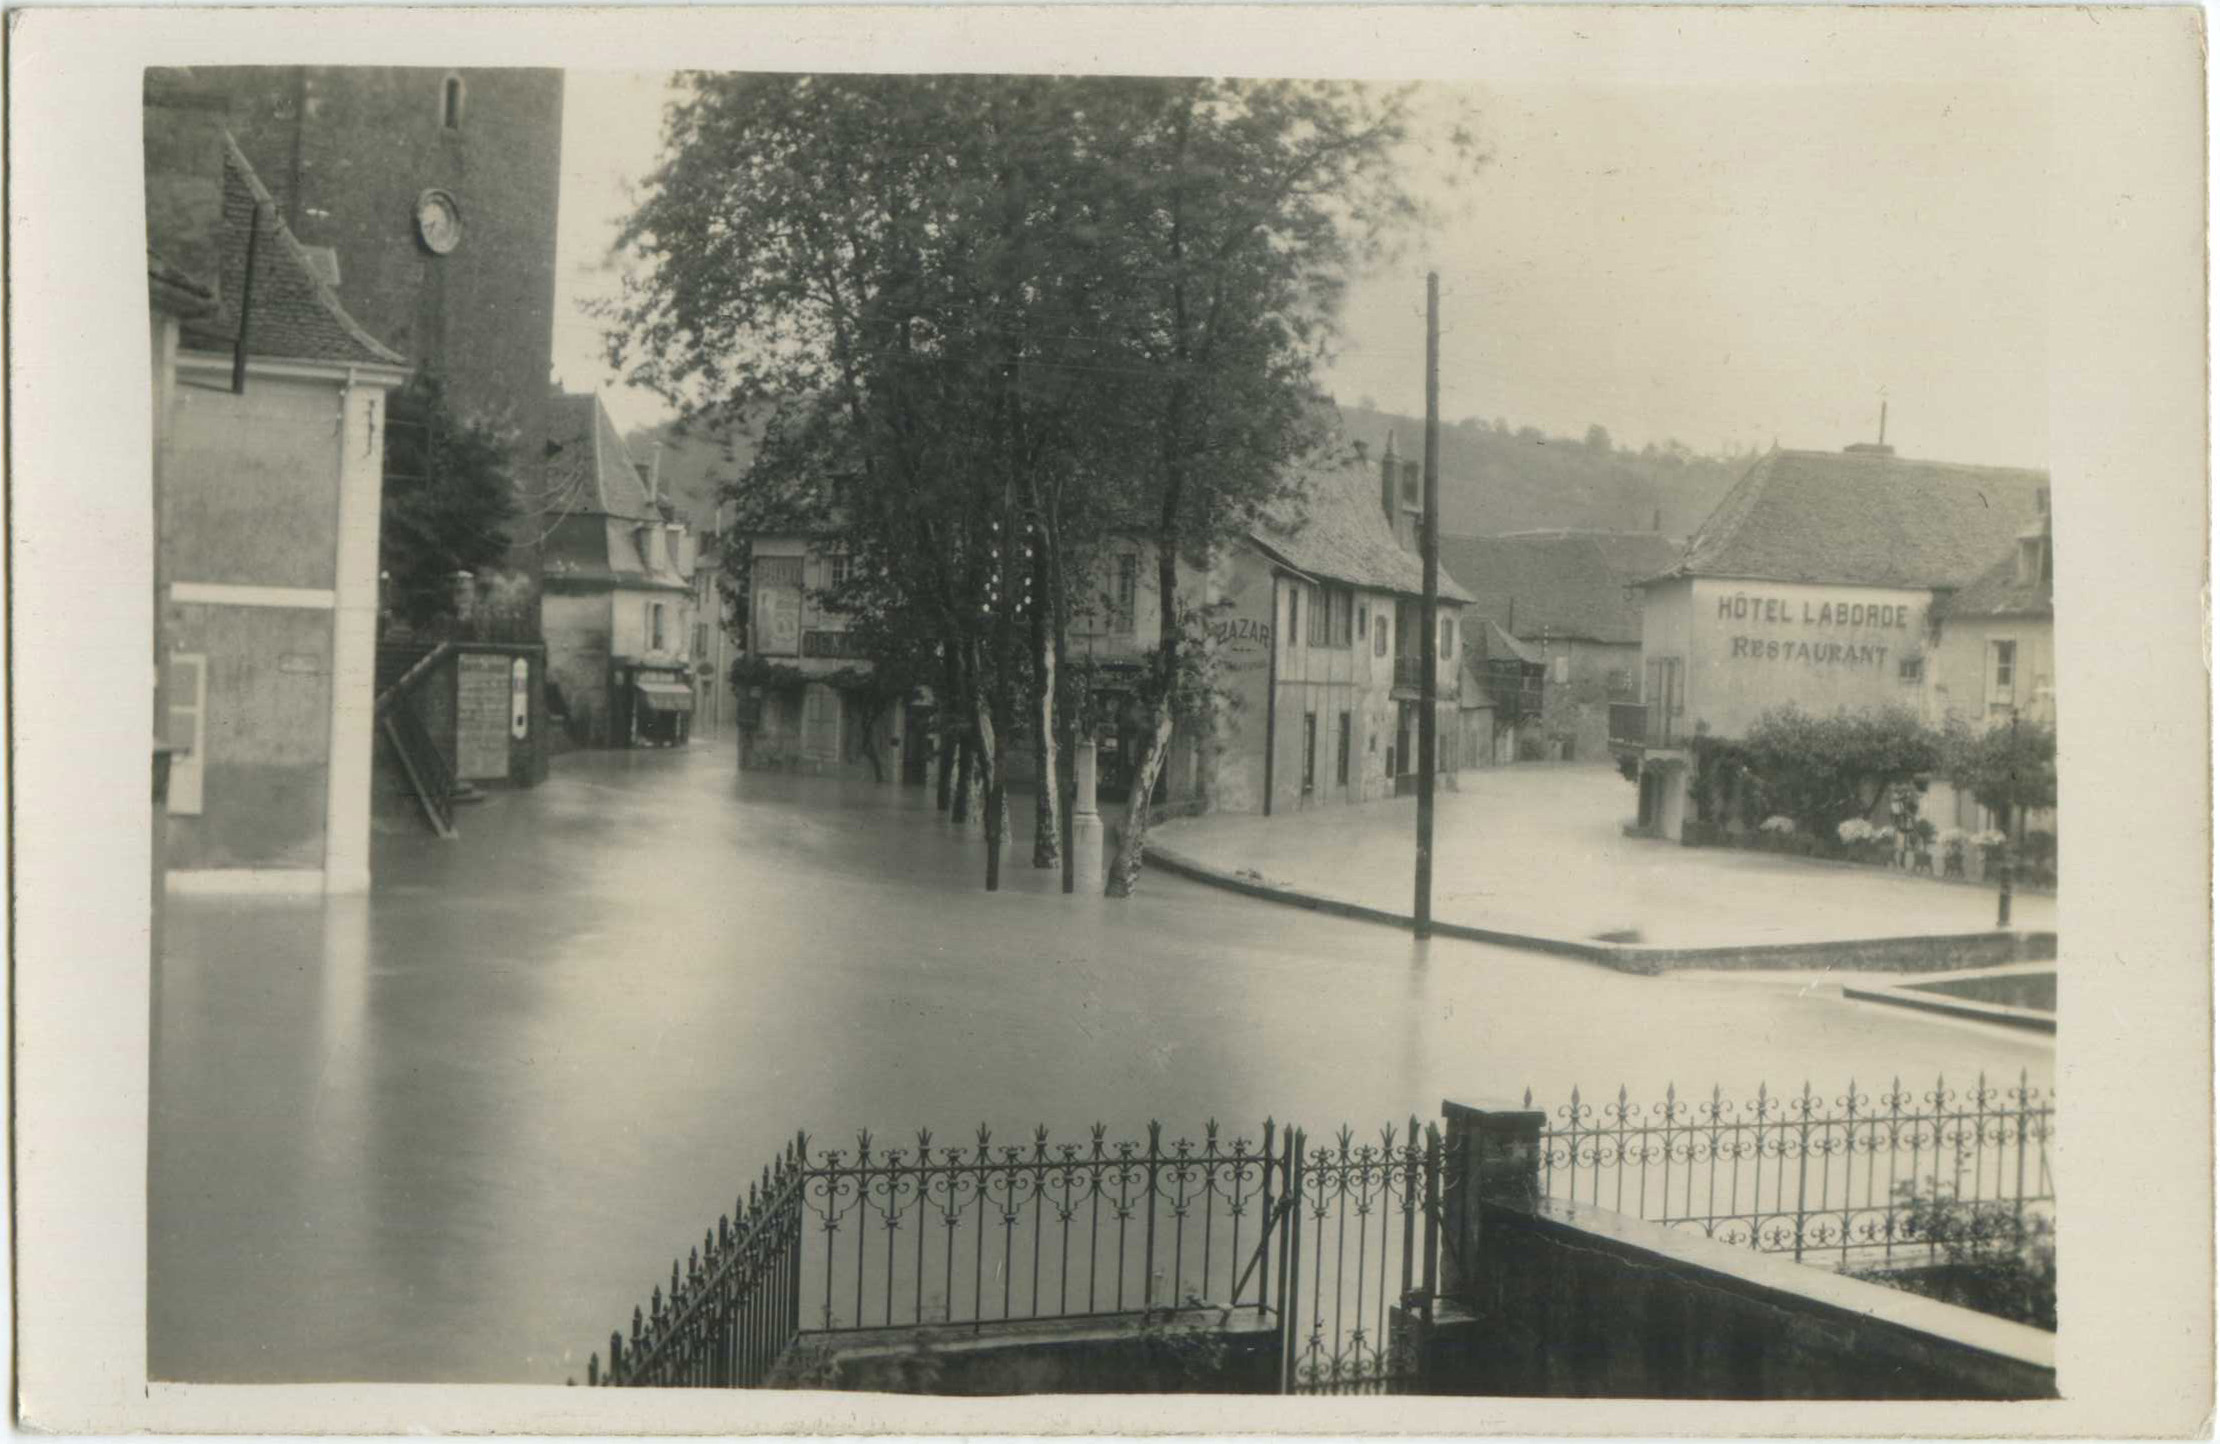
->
[1106,703,1175,897]
[979,700,1004,891]
[951,730,974,824]
[1032,609,1060,869]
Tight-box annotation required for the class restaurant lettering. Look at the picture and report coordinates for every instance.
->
[1731,636,1890,668]
[1717,593,1914,629]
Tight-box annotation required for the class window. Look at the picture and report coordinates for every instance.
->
[1302,713,1318,793]
[1326,587,1354,647]
[1989,639,2017,702]
[165,653,206,816]
[1357,602,1369,648]
[441,73,466,130]
[1899,654,1925,684]
[1287,586,1301,649]
[694,621,710,661]
[828,554,852,590]
[1112,553,1138,634]
[1374,615,1388,657]
[1442,618,1456,661]
[1336,712,1352,786]
[650,601,667,652]
[1605,668,1632,699]
[1307,584,1331,647]
[1551,653,1569,685]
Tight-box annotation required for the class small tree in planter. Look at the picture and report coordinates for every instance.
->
[1910,817,1939,873]
[1937,826,1971,878]
[1971,828,2008,880]
[1758,814,1798,853]
[1943,716,2059,885]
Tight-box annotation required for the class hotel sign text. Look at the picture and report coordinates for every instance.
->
[1718,591,1916,670]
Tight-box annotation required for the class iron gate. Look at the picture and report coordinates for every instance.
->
[584,1117,1456,1394]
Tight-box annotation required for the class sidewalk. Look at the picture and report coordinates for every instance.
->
[1152,764,2056,957]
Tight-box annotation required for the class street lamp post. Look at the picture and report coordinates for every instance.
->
[1996,707,2018,929]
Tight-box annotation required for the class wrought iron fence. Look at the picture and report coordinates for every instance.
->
[801,1120,1286,1334]
[585,1117,1455,1393]
[1527,1071,2054,1267]
[590,1134,807,1387]
[1283,1122,1444,1395]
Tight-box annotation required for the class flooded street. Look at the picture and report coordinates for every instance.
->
[150,743,2053,1384]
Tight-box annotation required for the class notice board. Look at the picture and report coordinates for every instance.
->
[455,652,513,781]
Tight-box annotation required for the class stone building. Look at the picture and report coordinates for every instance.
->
[152,123,412,891]
[210,66,563,470]
[1923,495,2056,833]
[1441,529,1682,762]
[540,393,702,748]
[1616,443,2048,842]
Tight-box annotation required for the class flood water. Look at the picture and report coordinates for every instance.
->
[150,743,2053,1383]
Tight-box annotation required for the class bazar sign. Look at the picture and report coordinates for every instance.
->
[1717,592,1915,629]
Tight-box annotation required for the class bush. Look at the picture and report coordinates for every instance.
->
[1737,705,1942,841]
[1850,1180,2055,1331]
[2021,827,2058,886]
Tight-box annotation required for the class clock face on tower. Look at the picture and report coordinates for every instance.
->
[414,189,463,255]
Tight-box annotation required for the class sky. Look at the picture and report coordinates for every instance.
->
[553,74,2049,469]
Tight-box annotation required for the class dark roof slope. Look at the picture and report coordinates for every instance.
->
[545,392,658,521]
[180,135,406,369]
[1250,456,1473,604]
[1439,530,1681,644]
[1942,533,2053,622]
[1659,448,2047,590]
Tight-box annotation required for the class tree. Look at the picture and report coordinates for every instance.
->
[1736,705,1942,841]
[379,373,519,630]
[604,76,1461,897]
[1089,79,1452,896]
[1944,717,2057,833]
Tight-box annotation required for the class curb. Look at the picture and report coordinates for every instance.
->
[1143,842,2055,978]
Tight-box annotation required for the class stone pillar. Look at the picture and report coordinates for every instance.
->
[1438,1101,1544,1303]
[1071,738,1104,889]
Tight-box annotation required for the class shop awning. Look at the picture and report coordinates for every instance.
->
[636,680,695,714]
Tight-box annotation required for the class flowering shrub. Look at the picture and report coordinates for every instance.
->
[1759,815,1797,835]
[1837,818,1879,845]
[1972,828,2007,852]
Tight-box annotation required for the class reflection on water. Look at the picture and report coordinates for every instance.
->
[150,744,2052,1384]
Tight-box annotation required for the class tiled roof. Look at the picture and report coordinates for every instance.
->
[1942,531,2053,622]
[545,392,659,522]
[1659,448,2047,590]
[1250,455,1473,604]
[1439,530,1680,645]
[1480,620,1543,666]
[179,135,406,369]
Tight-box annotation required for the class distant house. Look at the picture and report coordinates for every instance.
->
[624,421,757,738]
[1618,444,2048,842]
[1068,436,1473,814]
[540,392,701,748]
[1924,495,2056,833]
[737,527,909,779]
[1440,529,1683,762]
[155,128,412,891]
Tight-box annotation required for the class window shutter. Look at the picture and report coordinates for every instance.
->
[166,653,206,816]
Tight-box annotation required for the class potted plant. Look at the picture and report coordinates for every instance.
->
[1938,827,1970,879]
[1759,814,1797,853]
[1911,817,1939,873]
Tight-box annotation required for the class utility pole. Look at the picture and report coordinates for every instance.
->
[1996,707,2018,928]
[1415,272,1441,939]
